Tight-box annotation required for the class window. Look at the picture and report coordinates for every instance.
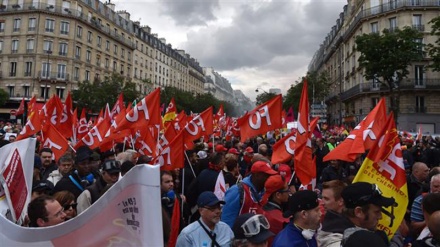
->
[11,40,19,53]
[45,19,55,32]
[41,62,51,78]
[10,62,17,77]
[414,65,425,87]
[26,39,35,53]
[76,26,82,38]
[371,22,379,33]
[389,0,397,10]
[87,31,92,43]
[56,88,65,99]
[0,22,4,32]
[43,40,53,52]
[8,86,14,97]
[28,18,36,31]
[97,36,102,47]
[96,55,101,66]
[114,44,118,55]
[106,40,110,51]
[60,21,69,34]
[128,51,131,61]
[134,68,137,78]
[411,0,421,6]
[74,67,80,81]
[23,86,30,98]
[25,62,32,76]
[416,96,425,113]
[13,19,21,32]
[413,15,423,31]
[0,40,2,54]
[57,64,67,79]
[389,17,397,31]
[85,70,90,81]
[75,46,81,59]
[415,38,424,57]
[121,48,125,58]
[40,86,49,100]
[86,50,91,62]
[113,61,117,70]
[105,58,109,68]
[59,43,68,56]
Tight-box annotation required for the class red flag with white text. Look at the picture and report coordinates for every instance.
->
[183,107,213,149]
[41,123,69,162]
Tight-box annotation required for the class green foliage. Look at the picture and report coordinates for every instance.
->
[0,88,8,106]
[72,73,142,113]
[355,26,423,120]
[427,16,440,72]
[356,27,423,85]
[255,92,277,106]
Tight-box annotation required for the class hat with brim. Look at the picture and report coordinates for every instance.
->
[342,182,397,208]
[197,191,225,207]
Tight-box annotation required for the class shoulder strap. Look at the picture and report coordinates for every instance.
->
[69,175,84,192]
[237,182,244,206]
[197,219,221,247]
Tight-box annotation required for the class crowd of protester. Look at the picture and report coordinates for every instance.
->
[1,119,440,247]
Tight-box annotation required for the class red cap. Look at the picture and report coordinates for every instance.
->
[215,144,227,153]
[228,148,240,155]
[261,175,286,205]
[251,161,277,175]
[277,164,292,184]
[208,142,213,149]
[245,147,254,154]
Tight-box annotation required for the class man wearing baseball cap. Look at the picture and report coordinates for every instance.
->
[176,191,233,247]
[273,190,321,247]
[339,182,397,247]
[221,160,277,227]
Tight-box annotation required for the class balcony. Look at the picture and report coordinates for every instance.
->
[26,49,34,53]
[59,51,67,56]
[73,76,79,81]
[24,71,32,77]
[11,49,18,54]
[9,72,16,77]
[400,78,440,90]
[13,28,20,32]
[28,27,35,31]
[45,28,54,32]
[39,71,70,82]
[60,30,68,35]
[412,24,425,31]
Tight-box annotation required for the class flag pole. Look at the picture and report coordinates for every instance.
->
[184,151,196,178]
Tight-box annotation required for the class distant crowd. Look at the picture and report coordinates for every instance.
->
[1,120,440,247]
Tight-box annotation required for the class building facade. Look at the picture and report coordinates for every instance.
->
[309,0,440,133]
[0,0,226,119]
[203,67,234,103]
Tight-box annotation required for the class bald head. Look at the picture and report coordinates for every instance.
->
[412,162,429,182]
[428,210,440,242]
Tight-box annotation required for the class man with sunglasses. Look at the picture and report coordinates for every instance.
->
[272,190,321,247]
[176,191,233,247]
[76,159,121,214]
[340,182,396,247]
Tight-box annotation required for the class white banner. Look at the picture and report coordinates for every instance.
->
[0,164,163,247]
[0,138,36,223]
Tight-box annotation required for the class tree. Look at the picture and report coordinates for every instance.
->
[426,16,440,71]
[355,26,423,123]
[255,92,277,106]
[72,73,142,113]
[0,88,8,107]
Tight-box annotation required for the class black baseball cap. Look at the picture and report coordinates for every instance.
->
[342,182,396,208]
[283,190,319,217]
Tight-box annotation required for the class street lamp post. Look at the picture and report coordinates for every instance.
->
[255,87,268,93]
[45,49,52,102]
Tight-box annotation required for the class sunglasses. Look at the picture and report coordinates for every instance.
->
[63,203,78,211]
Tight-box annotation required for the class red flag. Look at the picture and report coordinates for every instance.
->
[26,96,37,120]
[111,93,125,118]
[294,79,314,186]
[154,130,185,170]
[323,98,387,162]
[16,107,42,141]
[75,108,89,142]
[116,88,161,132]
[215,104,224,122]
[163,98,177,122]
[183,107,213,149]
[41,123,69,162]
[75,105,112,150]
[237,95,283,141]
[281,110,287,128]
[57,92,73,139]
[286,106,295,122]
[15,98,25,116]
[271,130,296,164]
[134,127,157,156]
[168,195,181,247]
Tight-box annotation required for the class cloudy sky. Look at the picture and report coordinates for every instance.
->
[112,0,347,100]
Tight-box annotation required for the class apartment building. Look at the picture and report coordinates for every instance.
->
[0,0,208,118]
[309,0,440,133]
[203,67,234,103]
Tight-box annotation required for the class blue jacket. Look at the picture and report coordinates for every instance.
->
[220,176,263,227]
[272,222,318,247]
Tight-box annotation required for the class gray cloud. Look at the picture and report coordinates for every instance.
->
[182,0,345,73]
[159,0,220,26]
